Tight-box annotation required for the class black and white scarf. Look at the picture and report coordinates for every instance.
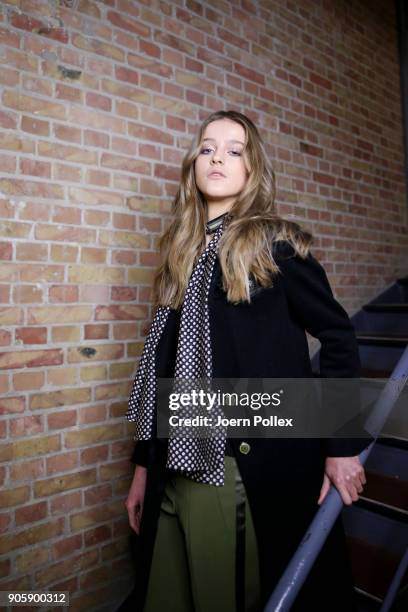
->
[126,215,229,486]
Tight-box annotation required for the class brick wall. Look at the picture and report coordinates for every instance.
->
[0,0,407,609]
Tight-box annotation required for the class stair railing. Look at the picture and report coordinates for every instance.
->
[264,345,408,612]
[379,546,408,612]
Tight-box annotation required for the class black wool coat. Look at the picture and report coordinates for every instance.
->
[119,240,370,612]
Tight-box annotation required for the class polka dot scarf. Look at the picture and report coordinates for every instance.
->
[126,216,229,487]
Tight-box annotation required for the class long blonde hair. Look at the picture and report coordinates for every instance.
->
[151,110,313,309]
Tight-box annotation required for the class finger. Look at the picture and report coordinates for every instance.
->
[336,483,353,506]
[346,481,360,502]
[129,507,138,533]
[317,475,330,505]
[346,471,364,492]
[128,504,141,534]
[136,504,144,533]
[355,480,364,493]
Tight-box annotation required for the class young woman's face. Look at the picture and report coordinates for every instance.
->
[194,119,249,208]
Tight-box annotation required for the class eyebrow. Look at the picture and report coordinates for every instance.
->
[202,138,245,145]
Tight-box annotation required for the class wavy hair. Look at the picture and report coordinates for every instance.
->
[151,110,313,309]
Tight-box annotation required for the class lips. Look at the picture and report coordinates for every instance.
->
[208,172,226,178]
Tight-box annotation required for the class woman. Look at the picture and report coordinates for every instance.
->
[121,110,368,612]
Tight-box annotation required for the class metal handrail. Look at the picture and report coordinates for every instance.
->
[264,345,408,612]
[379,546,408,612]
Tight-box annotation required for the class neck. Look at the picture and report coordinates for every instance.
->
[206,201,234,222]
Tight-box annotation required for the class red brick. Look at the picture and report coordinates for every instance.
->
[78,404,107,424]
[0,26,20,49]
[9,458,44,482]
[84,483,112,506]
[0,396,25,415]
[112,213,136,230]
[112,250,136,265]
[19,202,50,222]
[0,557,10,577]
[84,325,109,340]
[19,158,51,178]
[54,163,82,183]
[48,286,79,303]
[15,327,47,344]
[46,451,79,476]
[55,83,83,103]
[50,491,82,515]
[10,13,68,43]
[48,410,77,430]
[139,40,161,58]
[85,169,110,187]
[0,67,19,87]
[13,371,45,391]
[115,66,139,85]
[84,130,109,149]
[113,323,138,340]
[16,242,47,261]
[54,124,82,143]
[53,534,82,560]
[0,514,11,534]
[0,154,16,173]
[0,243,12,260]
[13,285,43,304]
[10,415,43,437]
[0,372,8,392]
[0,330,11,346]
[0,110,17,130]
[0,349,63,370]
[107,10,150,37]
[21,116,49,136]
[15,501,47,526]
[52,206,81,225]
[86,92,112,111]
[84,525,111,547]
[0,286,10,304]
[111,287,136,301]
[3,91,66,120]
[81,445,109,465]
[95,305,146,321]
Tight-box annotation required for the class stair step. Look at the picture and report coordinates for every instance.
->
[354,587,382,611]
[360,367,392,378]
[356,495,408,523]
[376,435,408,452]
[351,309,408,336]
[363,471,408,513]
[363,304,408,313]
[357,332,408,347]
[346,536,408,600]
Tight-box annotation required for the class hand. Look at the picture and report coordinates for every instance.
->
[318,456,366,506]
[125,465,147,534]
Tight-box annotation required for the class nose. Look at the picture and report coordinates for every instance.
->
[210,149,225,164]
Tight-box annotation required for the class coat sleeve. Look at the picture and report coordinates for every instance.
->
[273,240,372,457]
[130,440,152,467]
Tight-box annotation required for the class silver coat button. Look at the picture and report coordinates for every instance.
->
[239,441,251,454]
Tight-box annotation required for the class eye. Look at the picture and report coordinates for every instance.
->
[199,148,213,154]
[230,150,242,156]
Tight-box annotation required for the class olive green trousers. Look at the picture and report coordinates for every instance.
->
[143,455,262,612]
